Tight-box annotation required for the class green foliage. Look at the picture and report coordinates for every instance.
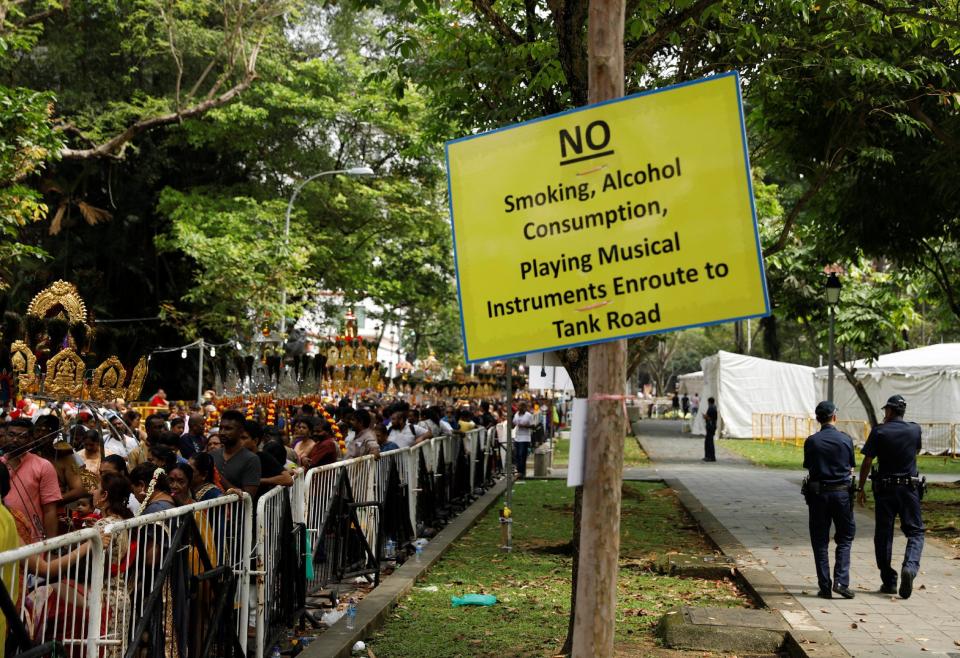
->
[0,85,61,287]
[156,188,316,338]
[552,435,649,468]
[723,438,960,475]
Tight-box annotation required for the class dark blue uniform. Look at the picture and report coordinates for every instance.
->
[862,419,924,588]
[803,425,856,593]
[703,402,717,461]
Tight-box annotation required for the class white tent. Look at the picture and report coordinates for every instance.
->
[692,351,816,438]
[677,371,704,397]
[814,344,960,425]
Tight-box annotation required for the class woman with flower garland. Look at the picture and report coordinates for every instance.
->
[129,463,176,515]
[127,464,187,658]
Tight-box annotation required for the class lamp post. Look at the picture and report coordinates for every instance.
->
[826,272,842,403]
[279,166,375,336]
[179,339,218,404]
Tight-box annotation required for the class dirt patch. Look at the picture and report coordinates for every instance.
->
[526,540,575,556]
[621,485,647,502]
[614,637,783,657]
[542,503,575,514]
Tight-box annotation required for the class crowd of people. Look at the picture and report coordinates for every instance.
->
[0,393,562,547]
[0,391,562,654]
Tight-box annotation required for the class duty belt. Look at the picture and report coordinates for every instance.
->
[801,478,852,495]
[878,475,919,487]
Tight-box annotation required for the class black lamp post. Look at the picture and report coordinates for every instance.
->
[826,273,842,403]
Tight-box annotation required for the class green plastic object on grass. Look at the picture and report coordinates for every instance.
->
[451,594,497,607]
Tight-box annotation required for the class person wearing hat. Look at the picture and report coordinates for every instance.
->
[803,401,857,599]
[857,394,924,599]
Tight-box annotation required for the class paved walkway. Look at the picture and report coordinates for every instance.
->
[635,420,960,658]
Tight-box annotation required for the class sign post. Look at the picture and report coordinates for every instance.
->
[445,4,768,652]
[573,3,626,656]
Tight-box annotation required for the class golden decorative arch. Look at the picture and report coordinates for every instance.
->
[27,280,88,323]
[90,356,127,402]
[10,340,35,374]
[45,348,85,398]
[10,341,38,393]
[126,356,149,402]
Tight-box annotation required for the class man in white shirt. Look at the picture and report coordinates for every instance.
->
[102,411,140,458]
[388,410,431,449]
[512,402,534,480]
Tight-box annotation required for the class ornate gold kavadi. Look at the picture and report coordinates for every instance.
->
[2,280,149,403]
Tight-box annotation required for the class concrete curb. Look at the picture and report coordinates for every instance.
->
[301,477,511,658]
[665,476,851,658]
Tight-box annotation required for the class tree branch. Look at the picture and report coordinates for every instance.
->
[625,0,718,71]
[919,238,960,320]
[908,98,957,146]
[59,71,257,161]
[855,0,960,29]
[11,0,69,30]
[765,168,833,256]
[471,0,525,46]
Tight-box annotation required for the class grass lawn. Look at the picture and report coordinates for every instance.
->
[923,483,960,554]
[552,435,650,468]
[720,439,960,474]
[366,480,756,658]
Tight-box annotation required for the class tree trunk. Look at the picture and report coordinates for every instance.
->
[557,346,588,656]
[573,3,626,655]
[835,362,879,427]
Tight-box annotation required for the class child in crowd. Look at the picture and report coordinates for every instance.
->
[70,493,101,529]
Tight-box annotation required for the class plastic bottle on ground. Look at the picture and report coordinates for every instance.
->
[345,599,357,630]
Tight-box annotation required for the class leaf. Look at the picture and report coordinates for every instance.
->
[76,201,113,227]
[48,202,67,236]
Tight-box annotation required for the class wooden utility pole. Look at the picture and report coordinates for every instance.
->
[573,2,627,656]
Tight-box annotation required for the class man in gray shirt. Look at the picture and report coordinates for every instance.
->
[211,409,261,498]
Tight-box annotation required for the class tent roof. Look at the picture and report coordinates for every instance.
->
[677,371,703,380]
[815,343,960,376]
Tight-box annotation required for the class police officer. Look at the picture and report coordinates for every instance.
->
[702,397,718,462]
[857,394,924,599]
[803,401,856,599]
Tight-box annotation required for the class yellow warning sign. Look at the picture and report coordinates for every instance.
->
[446,72,769,363]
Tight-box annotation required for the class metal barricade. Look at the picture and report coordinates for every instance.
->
[254,481,306,658]
[916,422,953,455]
[374,450,415,556]
[100,492,252,658]
[0,527,104,657]
[303,456,378,594]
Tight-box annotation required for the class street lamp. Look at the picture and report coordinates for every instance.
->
[826,272,842,403]
[279,166,375,335]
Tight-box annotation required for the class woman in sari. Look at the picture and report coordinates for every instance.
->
[93,474,135,658]
[291,417,315,466]
[188,453,223,502]
[128,464,186,658]
[169,462,220,657]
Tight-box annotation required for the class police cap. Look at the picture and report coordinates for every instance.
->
[814,401,837,422]
[882,394,907,414]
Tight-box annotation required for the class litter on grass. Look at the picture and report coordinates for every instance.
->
[451,594,497,607]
